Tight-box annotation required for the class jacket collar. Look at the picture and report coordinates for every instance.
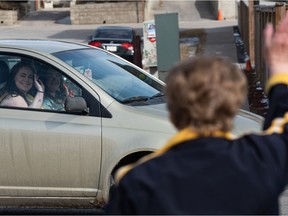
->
[156,127,234,155]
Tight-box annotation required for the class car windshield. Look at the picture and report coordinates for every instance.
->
[52,48,165,105]
[94,29,132,39]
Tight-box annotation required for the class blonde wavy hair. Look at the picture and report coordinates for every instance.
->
[165,56,247,133]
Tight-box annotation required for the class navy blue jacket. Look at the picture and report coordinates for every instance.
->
[105,83,288,215]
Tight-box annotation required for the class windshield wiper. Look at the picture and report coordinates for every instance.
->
[149,92,165,99]
[122,93,165,104]
[122,96,150,104]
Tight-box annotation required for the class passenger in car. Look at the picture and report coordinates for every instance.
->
[0,62,45,108]
[41,67,68,111]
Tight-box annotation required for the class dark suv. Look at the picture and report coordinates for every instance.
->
[88,26,137,63]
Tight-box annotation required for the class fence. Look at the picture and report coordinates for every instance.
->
[238,1,253,65]
[238,1,287,89]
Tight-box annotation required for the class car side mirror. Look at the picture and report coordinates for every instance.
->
[64,96,89,115]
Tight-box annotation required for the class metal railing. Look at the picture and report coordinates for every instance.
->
[238,1,287,89]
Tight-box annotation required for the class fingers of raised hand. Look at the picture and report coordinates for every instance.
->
[38,79,45,91]
[264,23,273,51]
[266,11,288,47]
[272,24,288,56]
[277,11,288,33]
[264,12,288,75]
[34,74,44,92]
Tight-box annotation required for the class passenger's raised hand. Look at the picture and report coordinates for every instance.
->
[34,74,45,93]
[264,11,288,75]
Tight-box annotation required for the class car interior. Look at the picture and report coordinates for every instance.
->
[0,54,83,112]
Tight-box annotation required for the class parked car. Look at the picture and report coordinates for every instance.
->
[52,0,71,7]
[0,39,263,208]
[88,26,137,63]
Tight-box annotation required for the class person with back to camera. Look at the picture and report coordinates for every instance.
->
[41,67,68,111]
[0,62,45,108]
[105,12,288,215]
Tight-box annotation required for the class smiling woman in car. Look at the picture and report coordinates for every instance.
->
[0,62,45,108]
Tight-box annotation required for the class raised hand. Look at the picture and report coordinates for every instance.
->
[34,74,45,93]
[264,11,288,75]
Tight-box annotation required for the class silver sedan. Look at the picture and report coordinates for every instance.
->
[0,39,263,208]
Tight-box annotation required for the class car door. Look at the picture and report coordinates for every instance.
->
[0,52,102,198]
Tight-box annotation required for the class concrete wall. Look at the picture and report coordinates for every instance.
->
[0,10,19,25]
[144,0,236,22]
[220,0,237,20]
[70,2,144,25]
[0,1,29,25]
[209,0,237,20]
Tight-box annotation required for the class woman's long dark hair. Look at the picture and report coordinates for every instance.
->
[3,62,36,105]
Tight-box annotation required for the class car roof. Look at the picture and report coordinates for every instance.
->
[0,39,89,54]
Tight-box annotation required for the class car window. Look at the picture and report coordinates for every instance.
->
[94,29,132,39]
[52,48,165,105]
[39,65,82,111]
[0,53,82,112]
[0,55,35,107]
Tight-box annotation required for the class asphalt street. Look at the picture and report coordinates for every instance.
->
[0,207,103,215]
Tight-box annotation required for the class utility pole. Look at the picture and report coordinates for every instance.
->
[248,0,255,67]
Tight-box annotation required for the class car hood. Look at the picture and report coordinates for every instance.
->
[233,109,263,136]
[105,101,175,135]
[132,104,263,137]
[107,101,263,137]
[133,103,169,118]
